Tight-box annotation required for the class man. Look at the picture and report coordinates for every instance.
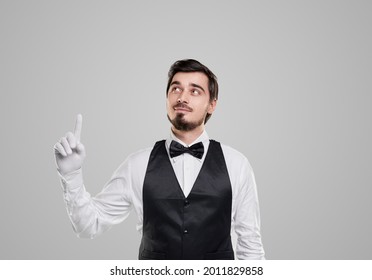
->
[54,59,265,260]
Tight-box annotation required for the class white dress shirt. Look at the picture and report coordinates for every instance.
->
[59,130,265,259]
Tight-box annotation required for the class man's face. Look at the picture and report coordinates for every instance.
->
[166,72,216,131]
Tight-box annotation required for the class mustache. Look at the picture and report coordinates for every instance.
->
[174,103,193,112]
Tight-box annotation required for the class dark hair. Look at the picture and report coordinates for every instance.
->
[166,59,219,123]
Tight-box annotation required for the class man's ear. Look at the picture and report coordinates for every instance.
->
[207,99,217,114]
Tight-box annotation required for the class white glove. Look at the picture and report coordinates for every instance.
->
[54,114,86,175]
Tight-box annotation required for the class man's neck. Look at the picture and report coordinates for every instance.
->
[171,125,205,145]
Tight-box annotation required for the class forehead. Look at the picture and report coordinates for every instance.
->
[171,72,209,87]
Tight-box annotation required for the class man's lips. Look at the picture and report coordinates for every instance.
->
[174,104,192,112]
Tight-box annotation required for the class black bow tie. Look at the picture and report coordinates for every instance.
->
[169,140,204,159]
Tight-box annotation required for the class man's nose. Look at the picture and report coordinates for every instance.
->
[178,91,189,103]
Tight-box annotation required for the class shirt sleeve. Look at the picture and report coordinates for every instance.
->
[233,157,265,260]
[58,161,133,239]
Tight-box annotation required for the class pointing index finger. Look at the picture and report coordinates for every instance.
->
[74,114,82,143]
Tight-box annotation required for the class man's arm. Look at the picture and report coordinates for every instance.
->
[54,115,132,238]
[233,157,265,260]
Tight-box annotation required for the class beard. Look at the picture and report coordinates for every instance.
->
[167,113,205,132]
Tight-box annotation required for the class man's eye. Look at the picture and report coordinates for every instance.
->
[173,87,182,93]
[191,89,200,95]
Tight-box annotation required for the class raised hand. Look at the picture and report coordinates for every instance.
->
[54,114,86,175]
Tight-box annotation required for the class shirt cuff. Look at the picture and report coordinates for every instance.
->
[57,168,83,190]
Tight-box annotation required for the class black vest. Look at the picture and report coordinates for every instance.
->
[139,140,234,260]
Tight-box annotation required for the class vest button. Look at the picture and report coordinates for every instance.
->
[184,200,190,207]
[183,229,189,234]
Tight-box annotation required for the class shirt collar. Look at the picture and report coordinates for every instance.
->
[170,130,209,146]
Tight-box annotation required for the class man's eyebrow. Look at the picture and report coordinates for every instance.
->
[190,83,205,92]
[170,81,181,86]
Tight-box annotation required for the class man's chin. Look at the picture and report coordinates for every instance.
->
[175,112,186,118]
[167,114,196,131]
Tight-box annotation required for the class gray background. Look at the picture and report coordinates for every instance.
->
[1,0,371,259]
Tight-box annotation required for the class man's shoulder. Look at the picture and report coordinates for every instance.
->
[128,146,153,160]
[218,142,247,160]
[126,139,167,162]
[113,146,154,176]
[218,142,253,171]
